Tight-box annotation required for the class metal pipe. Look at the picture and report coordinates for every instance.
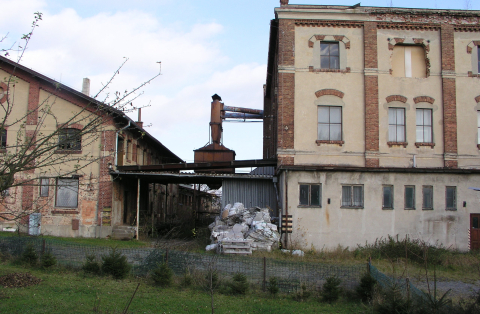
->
[222,112,263,119]
[223,105,264,115]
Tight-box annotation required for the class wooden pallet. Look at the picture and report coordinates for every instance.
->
[218,240,252,255]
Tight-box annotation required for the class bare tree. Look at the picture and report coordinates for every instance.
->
[0,13,160,224]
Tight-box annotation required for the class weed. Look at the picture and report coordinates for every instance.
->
[82,254,101,275]
[293,283,311,302]
[101,248,131,279]
[320,276,342,303]
[151,262,173,287]
[181,270,193,287]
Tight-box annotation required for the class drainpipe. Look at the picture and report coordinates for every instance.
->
[115,121,131,168]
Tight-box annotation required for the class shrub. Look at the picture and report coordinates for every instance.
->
[151,262,173,287]
[101,248,131,279]
[82,254,101,275]
[374,284,412,314]
[356,272,377,303]
[181,270,193,287]
[321,276,342,303]
[228,273,249,295]
[41,251,57,269]
[20,243,38,267]
[293,283,311,302]
[268,277,279,296]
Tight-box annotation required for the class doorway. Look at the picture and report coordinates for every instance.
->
[471,214,480,250]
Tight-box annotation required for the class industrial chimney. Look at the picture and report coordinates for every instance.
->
[81,78,90,96]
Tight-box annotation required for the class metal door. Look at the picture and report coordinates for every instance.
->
[471,214,480,250]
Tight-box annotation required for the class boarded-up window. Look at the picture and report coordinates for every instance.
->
[392,45,426,78]
[56,178,79,208]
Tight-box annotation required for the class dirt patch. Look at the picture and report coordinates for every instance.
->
[0,272,42,288]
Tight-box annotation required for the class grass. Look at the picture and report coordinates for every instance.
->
[0,264,367,314]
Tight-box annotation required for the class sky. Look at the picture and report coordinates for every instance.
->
[1,0,479,164]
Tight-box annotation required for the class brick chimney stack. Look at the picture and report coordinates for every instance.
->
[280,0,289,5]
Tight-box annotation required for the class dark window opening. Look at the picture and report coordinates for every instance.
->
[58,128,81,150]
[299,184,321,207]
[383,186,394,209]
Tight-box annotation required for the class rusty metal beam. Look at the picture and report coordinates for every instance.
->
[117,159,277,172]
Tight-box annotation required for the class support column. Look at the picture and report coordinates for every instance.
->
[136,178,140,240]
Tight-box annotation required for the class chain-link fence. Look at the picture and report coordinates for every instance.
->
[0,235,423,295]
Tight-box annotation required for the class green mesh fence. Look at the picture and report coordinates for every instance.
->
[0,235,423,294]
[369,263,427,301]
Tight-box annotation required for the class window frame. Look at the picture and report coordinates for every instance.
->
[422,185,434,210]
[298,183,322,207]
[55,178,79,208]
[388,108,406,143]
[416,109,433,143]
[58,128,82,151]
[320,41,340,70]
[40,178,49,197]
[382,185,394,210]
[317,106,342,141]
[341,185,364,208]
[445,186,457,211]
[477,111,480,145]
[405,185,416,210]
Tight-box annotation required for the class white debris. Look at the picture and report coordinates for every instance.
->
[281,249,305,257]
[207,203,280,253]
[206,243,218,251]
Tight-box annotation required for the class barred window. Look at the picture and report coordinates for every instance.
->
[55,178,79,208]
[422,185,433,210]
[58,128,81,151]
[342,185,363,208]
[299,184,321,207]
[383,186,394,209]
[405,186,415,210]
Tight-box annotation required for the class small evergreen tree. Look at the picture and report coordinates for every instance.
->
[229,273,249,295]
[268,277,279,296]
[82,254,101,275]
[151,262,173,287]
[356,272,377,303]
[321,276,342,303]
[101,248,131,279]
[21,243,38,267]
[41,250,57,269]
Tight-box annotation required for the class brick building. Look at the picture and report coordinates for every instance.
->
[264,1,480,250]
[0,56,186,238]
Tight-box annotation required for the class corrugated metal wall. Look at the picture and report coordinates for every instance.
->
[222,179,277,213]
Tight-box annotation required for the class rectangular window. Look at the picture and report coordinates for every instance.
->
[478,111,480,145]
[388,108,405,142]
[446,186,456,210]
[320,42,339,69]
[55,178,79,208]
[342,185,363,208]
[40,178,49,197]
[422,185,433,210]
[478,46,480,73]
[383,186,394,209]
[58,128,81,150]
[299,184,321,207]
[416,109,432,143]
[405,186,415,209]
[318,106,342,141]
[0,129,6,149]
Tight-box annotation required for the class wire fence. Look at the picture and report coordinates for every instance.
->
[0,235,424,295]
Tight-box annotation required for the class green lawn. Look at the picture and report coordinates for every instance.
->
[0,264,368,314]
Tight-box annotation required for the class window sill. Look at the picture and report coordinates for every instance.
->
[387,142,407,148]
[422,208,434,211]
[404,208,416,210]
[468,72,480,77]
[309,66,351,73]
[415,142,435,148]
[52,210,79,214]
[382,207,394,210]
[445,208,457,211]
[298,205,322,208]
[55,150,82,154]
[341,206,364,209]
[316,140,344,146]
[477,144,480,150]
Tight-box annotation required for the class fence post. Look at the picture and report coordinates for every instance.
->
[263,257,266,292]
[42,239,46,256]
[165,248,169,265]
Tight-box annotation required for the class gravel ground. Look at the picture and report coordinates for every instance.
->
[412,279,480,299]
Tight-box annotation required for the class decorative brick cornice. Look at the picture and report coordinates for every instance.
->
[308,34,350,49]
[413,96,435,104]
[315,89,344,99]
[316,140,344,146]
[467,40,480,54]
[377,22,440,31]
[455,25,480,32]
[296,20,363,28]
[386,95,407,103]
[475,95,480,103]
[309,66,351,73]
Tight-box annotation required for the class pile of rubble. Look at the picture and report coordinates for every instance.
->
[206,203,280,254]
